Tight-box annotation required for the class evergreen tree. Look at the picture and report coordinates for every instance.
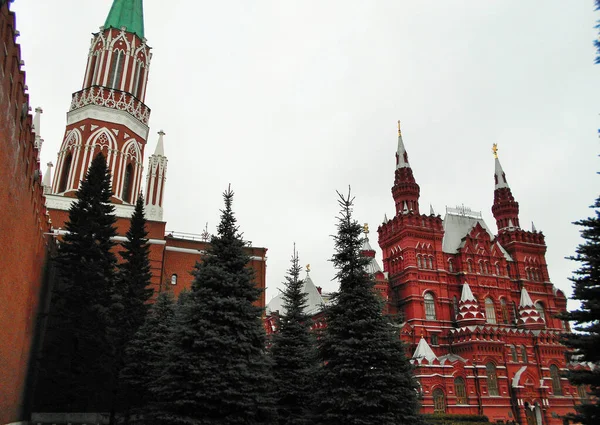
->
[110,194,154,420]
[120,291,175,423]
[152,186,276,424]
[559,196,600,424]
[270,247,318,425]
[34,154,117,412]
[315,190,421,425]
[595,0,600,64]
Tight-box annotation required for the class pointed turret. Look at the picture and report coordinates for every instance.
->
[360,223,383,274]
[456,282,486,326]
[412,336,437,364]
[517,287,545,329]
[392,121,420,215]
[33,107,43,159]
[104,0,145,39]
[491,144,520,232]
[144,130,168,221]
[42,162,53,194]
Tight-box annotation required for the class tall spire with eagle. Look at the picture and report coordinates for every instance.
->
[392,120,420,215]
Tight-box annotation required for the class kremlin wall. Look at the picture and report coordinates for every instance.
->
[0,1,588,424]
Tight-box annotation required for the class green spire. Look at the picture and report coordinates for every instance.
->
[104,0,145,39]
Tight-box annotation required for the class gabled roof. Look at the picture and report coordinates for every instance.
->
[266,273,325,316]
[442,208,513,261]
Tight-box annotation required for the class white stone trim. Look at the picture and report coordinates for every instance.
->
[45,194,136,219]
[67,104,149,141]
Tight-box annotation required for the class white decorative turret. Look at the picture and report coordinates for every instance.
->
[33,107,43,159]
[456,282,486,325]
[42,162,53,194]
[517,287,545,329]
[412,336,437,364]
[494,150,509,189]
[144,130,168,221]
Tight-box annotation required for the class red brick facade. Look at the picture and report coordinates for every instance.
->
[377,128,580,424]
[0,2,52,423]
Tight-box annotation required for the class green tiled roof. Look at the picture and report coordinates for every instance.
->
[104,0,144,39]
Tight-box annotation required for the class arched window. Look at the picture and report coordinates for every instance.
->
[510,345,518,363]
[428,256,434,270]
[417,255,422,269]
[485,297,496,324]
[479,261,485,274]
[535,301,546,323]
[122,163,133,203]
[511,302,518,325]
[433,388,446,413]
[484,262,490,274]
[108,49,125,89]
[467,260,473,273]
[550,365,562,395]
[521,345,528,363]
[424,292,436,320]
[495,262,501,276]
[454,377,467,404]
[133,61,144,98]
[58,152,72,193]
[500,298,509,324]
[486,363,499,396]
[448,259,454,272]
[170,274,177,285]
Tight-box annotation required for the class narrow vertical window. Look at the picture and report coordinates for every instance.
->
[87,54,98,87]
[486,363,499,396]
[577,385,588,401]
[122,163,133,203]
[467,260,473,273]
[448,259,454,272]
[521,345,528,363]
[510,345,518,363]
[500,298,509,324]
[424,293,436,320]
[170,274,177,285]
[550,365,562,396]
[495,262,501,275]
[108,50,124,89]
[452,296,459,322]
[58,152,72,193]
[535,302,546,323]
[454,377,467,404]
[433,389,446,413]
[485,297,496,324]
[417,255,422,269]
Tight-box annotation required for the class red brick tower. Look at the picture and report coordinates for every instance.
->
[48,0,151,205]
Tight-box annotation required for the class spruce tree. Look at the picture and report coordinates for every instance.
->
[34,154,117,412]
[110,194,154,420]
[152,186,276,424]
[315,190,421,425]
[559,196,600,424]
[120,291,175,423]
[270,247,318,425]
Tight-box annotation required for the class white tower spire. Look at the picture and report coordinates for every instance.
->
[144,130,168,221]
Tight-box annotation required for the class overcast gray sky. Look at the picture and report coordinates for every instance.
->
[12,1,599,306]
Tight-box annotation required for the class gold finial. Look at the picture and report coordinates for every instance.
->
[363,223,369,235]
[397,120,402,137]
[492,143,498,159]
[306,264,311,273]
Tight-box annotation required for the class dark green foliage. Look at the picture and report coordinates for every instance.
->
[595,0,600,64]
[110,195,154,418]
[316,190,422,425]
[559,196,600,424]
[34,154,117,412]
[151,187,276,424]
[270,247,318,425]
[120,291,175,422]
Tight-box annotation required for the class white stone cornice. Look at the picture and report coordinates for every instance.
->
[45,194,136,219]
[67,104,149,141]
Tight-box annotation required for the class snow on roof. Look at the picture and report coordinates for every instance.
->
[412,336,437,363]
[519,287,535,308]
[460,282,476,302]
[266,273,325,316]
[442,207,513,261]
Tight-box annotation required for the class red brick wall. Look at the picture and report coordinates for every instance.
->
[0,2,51,422]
